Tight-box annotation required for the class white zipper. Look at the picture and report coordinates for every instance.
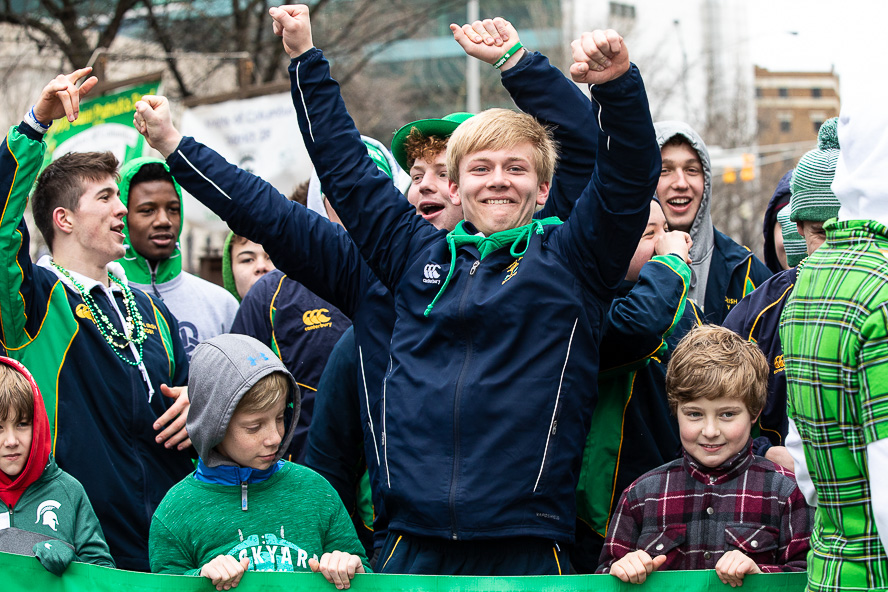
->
[382,355,392,487]
[533,318,578,493]
[104,283,154,402]
[358,346,381,467]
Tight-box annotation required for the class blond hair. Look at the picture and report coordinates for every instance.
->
[0,365,33,423]
[446,108,557,185]
[236,371,289,415]
[666,325,768,418]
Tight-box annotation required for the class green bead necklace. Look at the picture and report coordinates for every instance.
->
[51,260,147,367]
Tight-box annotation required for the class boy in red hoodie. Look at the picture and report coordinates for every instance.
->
[0,357,114,575]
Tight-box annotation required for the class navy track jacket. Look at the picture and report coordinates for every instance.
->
[289,48,660,542]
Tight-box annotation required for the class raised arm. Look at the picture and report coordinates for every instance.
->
[134,96,370,317]
[451,17,598,220]
[557,31,660,293]
[0,69,98,349]
[599,253,691,375]
[271,4,439,290]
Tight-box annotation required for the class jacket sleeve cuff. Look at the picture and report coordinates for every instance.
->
[499,50,543,79]
[17,122,45,142]
[589,63,641,95]
[288,47,323,68]
[752,436,773,457]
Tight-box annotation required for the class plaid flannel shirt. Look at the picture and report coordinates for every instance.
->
[596,441,812,574]
[781,219,888,591]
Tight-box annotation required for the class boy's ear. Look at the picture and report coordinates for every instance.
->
[449,179,461,206]
[536,181,551,207]
[52,207,75,236]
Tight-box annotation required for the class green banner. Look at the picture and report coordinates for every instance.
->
[1,551,808,591]
[40,81,160,169]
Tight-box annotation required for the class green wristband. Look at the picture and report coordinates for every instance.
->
[493,41,524,69]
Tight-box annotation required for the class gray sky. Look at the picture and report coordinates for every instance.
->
[747,0,888,103]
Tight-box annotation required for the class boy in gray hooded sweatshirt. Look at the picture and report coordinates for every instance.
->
[148,334,369,590]
[654,122,771,324]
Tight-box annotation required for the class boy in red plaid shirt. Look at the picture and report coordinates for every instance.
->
[597,325,812,587]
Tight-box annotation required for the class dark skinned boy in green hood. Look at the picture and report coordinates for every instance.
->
[117,157,239,359]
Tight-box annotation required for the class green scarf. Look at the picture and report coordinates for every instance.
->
[116,157,184,285]
[424,216,562,317]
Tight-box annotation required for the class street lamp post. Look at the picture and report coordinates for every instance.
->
[466,0,480,113]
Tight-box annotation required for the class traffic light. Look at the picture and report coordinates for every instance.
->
[723,167,737,184]
[740,153,755,181]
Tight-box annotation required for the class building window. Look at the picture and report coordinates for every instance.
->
[755,87,763,98]
[609,2,636,18]
[778,112,792,133]
[811,88,822,98]
[778,87,788,97]
[809,111,827,134]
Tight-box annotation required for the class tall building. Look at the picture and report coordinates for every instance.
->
[756,66,841,146]
[755,66,841,199]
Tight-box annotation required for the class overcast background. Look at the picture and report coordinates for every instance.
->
[747,0,888,106]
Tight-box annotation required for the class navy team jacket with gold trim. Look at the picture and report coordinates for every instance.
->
[701,229,772,325]
[0,124,192,571]
[723,266,797,456]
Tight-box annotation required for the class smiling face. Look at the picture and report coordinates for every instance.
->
[677,395,753,468]
[65,175,128,266]
[0,413,32,478]
[451,142,550,236]
[216,395,286,470]
[658,141,705,233]
[126,179,181,263]
[406,151,464,231]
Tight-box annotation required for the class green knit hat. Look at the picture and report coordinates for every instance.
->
[790,117,840,222]
[779,205,807,267]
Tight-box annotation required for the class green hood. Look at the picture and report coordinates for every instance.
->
[116,157,184,285]
[424,216,562,317]
[221,231,240,302]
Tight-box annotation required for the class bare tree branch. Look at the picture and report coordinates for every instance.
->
[142,0,192,97]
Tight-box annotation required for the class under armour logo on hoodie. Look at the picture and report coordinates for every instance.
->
[247,353,270,366]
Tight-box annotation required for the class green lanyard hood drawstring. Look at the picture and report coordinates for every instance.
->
[424,216,562,317]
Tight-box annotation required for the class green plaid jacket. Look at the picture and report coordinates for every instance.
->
[780,219,888,591]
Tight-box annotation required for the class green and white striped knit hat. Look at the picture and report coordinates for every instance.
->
[790,117,841,222]
[778,204,807,267]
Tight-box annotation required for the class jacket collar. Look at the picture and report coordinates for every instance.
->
[683,438,754,486]
[423,216,562,317]
[37,256,128,293]
[825,218,888,242]
[194,458,284,486]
